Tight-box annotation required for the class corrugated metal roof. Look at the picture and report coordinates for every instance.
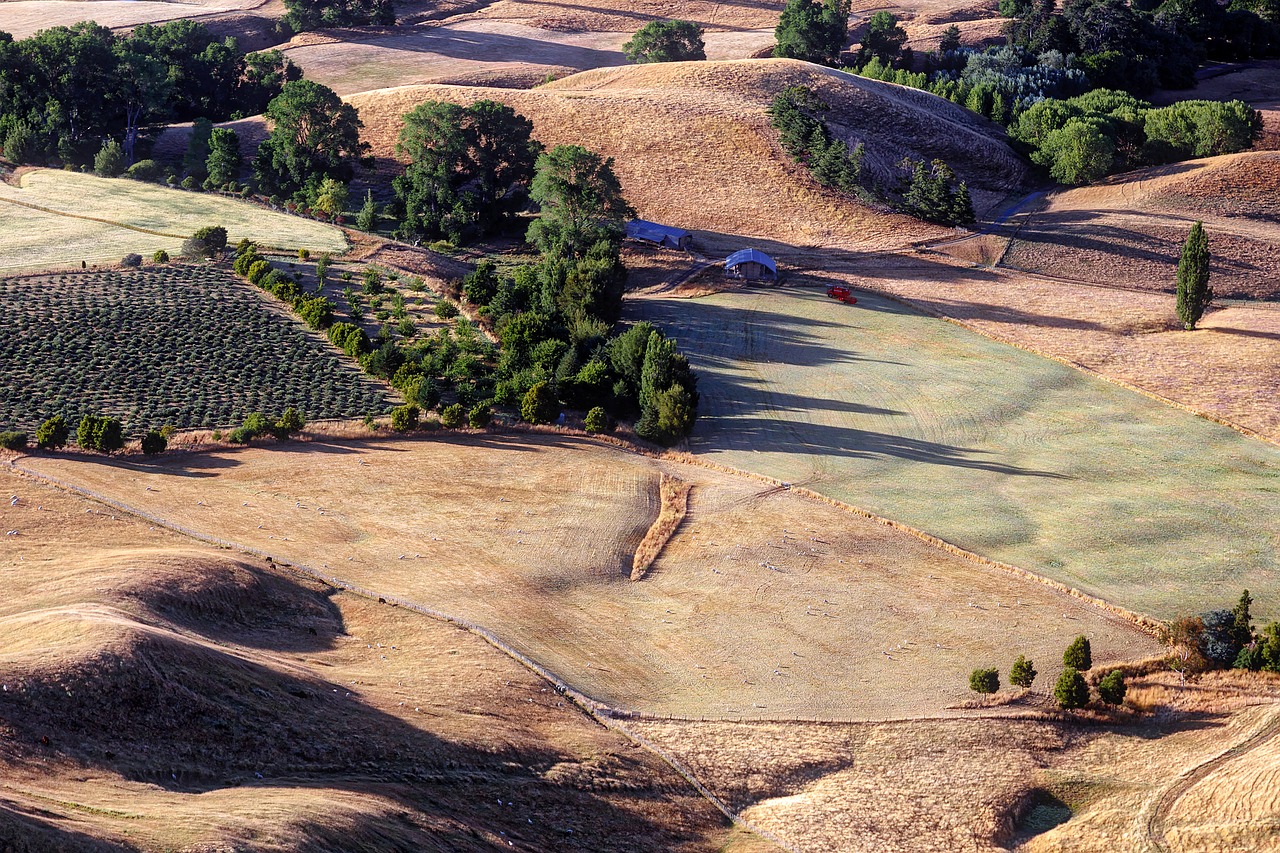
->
[626,219,690,242]
[725,248,777,274]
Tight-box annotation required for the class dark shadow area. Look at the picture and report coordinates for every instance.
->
[0,802,138,852]
[1008,789,1072,844]
[339,25,626,68]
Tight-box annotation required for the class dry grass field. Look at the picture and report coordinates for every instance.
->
[0,466,756,851]
[13,433,1158,721]
[0,0,268,39]
[627,670,1280,853]
[0,169,346,272]
[348,59,1028,253]
[1002,152,1280,300]
[630,281,1280,622]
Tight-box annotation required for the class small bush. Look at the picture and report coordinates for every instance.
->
[227,426,253,444]
[1054,666,1090,709]
[121,253,143,268]
[969,668,999,694]
[1063,636,1092,671]
[584,406,612,434]
[36,415,69,449]
[124,159,165,182]
[434,300,460,319]
[298,248,310,260]
[390,404,420,432]
[1097,670,1126,705]
[1009,655,1037,689]
[247,260,272,285]
[152,249,170,264]
[211,429,223,442]
[0,431,28,451]
[181,175,199,190]
[274,407,306,437]
[140,430,167,455]
[440,403,466,429]
[521,381,559,425]
[182,225,228,259]
[467,403,491,429]
[242,412,270,437]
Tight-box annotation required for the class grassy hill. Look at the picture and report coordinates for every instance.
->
[347,58,1032,253]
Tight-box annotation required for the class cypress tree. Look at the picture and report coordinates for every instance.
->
[1175,221,1211,330]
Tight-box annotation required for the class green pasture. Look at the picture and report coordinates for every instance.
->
[632,282,1280,621]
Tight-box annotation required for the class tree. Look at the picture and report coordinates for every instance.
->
[584,406,612,433]
[206,127,242,186]
[76,414,124,452]
[356,189,378,231]
[969,667,1000,693]
[521,381,560,424]
[1097,670,1127,705]
[184,117,214,181]
[253,80,368,197]
[1033,118,1115,184]
[1063,635,1092,670]
[310,176,349,216]
[182,225,227,258]
[623,20,706,63]
[440,402,466,428]
[140,429,167,455]
[1231,590,1255,651]
[467,403,492,428]
[526,145,634,257]
[1175,220,1211,329]
[1162,615,1206,680]
[859,11,908,65]
[94,140,126,177]
[390,404,419,431]
[1010,655,1038,688]
[775,0,852,65]
[0,432,27,451]
[113,42,171,164]
[283,0,395,32]
[939,24,962,52]
[36,415,69,449]
[1054,666,1090,708]
[274,407,306,437]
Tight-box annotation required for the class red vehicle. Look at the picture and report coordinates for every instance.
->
[826,285,857,304]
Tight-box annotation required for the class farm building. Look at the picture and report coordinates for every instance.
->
[725,248,777,281]
[626,219,693,250]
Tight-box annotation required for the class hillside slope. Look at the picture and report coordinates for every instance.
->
[347,59,1032,253]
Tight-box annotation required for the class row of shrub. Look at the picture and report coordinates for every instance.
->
[969,635,1127,709]
[6,414,172,456]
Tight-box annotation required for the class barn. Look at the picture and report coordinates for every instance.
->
[626,219,693,250]
[725,248,778,281]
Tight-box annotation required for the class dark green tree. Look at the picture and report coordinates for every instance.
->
[623,20,707,63]
[182,225,228,258]
[584,406,612,433]
[206,127,242,186]
[521,380,559,424]
[527,144,634,257]
[356,189,378,231]
[36,415,70,450]
[76,415,124,452]
[774,0,852,65]
[969,667,1000,693]
[1175,220,1211,329]
[390,404,419,431]
[1054,666,1090,708]
[140,429,167,455]
[283,0,395,32]
[94,140,126,177]
[859,11,907,65]
[939,23,962,51]
[1097,670,1127,705]
[253,80,369,197]
[1010,655,1038,688]
[1063,635,1092,670]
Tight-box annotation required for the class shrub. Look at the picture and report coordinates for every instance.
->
[227,426,254,444]
[1009,655,1037,688]
[94,140,126,177]
[275,407,306,437]
[297,296,336,330]
[121,253,143,268]
[521,381,559,424]
[329,322,370,358]
[241,412,270,436]
[247,260,272,285]
[1063,635,1092,670]
[434,300,460,319]
[1054,666,1090,709]
[969,668,1000,694]
[124,159,165,182]
[152,249,170,264]
[440,403,466,428]
[181,175,199,190]
[298,248,311,260]
[140,430,167,455]
[36,415,69,449]
[0,431,28,451]
[182,225,228,259]
[390,404,420,432]
[467,403,491,429]
[76,414,124,453]
[584,406,612,433]
[1097,670,1126,705]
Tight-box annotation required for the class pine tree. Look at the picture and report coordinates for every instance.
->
[1063,635,1092,670]
[1097,670,1126,705]
[1009,655,1037,688]
[1054,666,1089,709]
[357,189,379,231]
[1175,221,1211,330]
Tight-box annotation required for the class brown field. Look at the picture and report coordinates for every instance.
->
[1002,152,1280,300]
[627,672,1280,853]
[12,433,1158,721]
[0,0,272,40]
[0,467,752,851]
[347,59,1029,253]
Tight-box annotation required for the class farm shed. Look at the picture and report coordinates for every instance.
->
[725,248,777,281]
[626,219,693,250]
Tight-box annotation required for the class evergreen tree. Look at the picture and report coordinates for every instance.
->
[94,140,126,177]
[1054,666,1090,708]
[35,415,69,449]
[357,189,379,231]
[1063,635,1092,670]
[205,127,242,186]
[1097,670,1127,705]
[774,0,851,65]
[184,117,213,181]
[969,668,1000,693]
[1175,220,1211,329]
[1009,655,1037,688]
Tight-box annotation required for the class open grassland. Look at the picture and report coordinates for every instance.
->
[347,59,1029,253]
[629,282,1280,622]
[1002,153,1280,300]
[627,671,1280,853]
[0,265,391,436]
[0,0,267,39]
[14,434,1158,720]
[0,169,346,273]
[0,470,750,852]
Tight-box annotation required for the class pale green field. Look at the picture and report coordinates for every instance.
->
[0,170,347,272]
[631,281,1280,621]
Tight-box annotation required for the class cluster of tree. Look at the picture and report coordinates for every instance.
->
[774,0,852,65]
[768,86,974,225]
[391,100,541,244]
[1165,590,1280,676]
[623,19,706,63]
[1000,0,1280,94]
[0,21,298,167]
[253,80,370,201]
[969,635,1127,709]
[226,408,305,444]
[282,0,395,33]
[75,414,124,452]
[1010,89,1259,183]
[234,240,337,332]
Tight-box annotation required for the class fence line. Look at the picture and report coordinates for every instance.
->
[4,458,797,853]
